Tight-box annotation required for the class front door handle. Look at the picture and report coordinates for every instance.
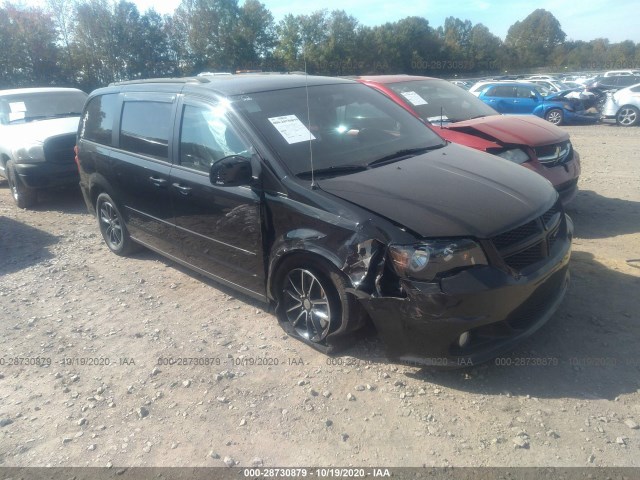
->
[149,176,168,187]
[172,183,192,195]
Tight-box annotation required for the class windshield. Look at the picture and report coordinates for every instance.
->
[0,90,87,125]
[387,79,498,123]
[533,85,553,97]
[232,83,445,176]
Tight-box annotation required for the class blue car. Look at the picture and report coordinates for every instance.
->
[477,82,599,126]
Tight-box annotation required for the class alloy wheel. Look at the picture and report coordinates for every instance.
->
[99,200,124,250]
[282,268,332,342]
[617,107,638,126]
[546,110,563,125]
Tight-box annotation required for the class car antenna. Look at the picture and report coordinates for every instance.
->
[303,41,316,189]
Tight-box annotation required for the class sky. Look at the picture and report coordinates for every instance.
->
[16,0,640,43]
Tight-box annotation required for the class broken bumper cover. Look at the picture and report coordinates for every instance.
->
[357,222,572,368]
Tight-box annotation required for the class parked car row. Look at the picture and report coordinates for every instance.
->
[0,73,576,368]
[457,73,640,127]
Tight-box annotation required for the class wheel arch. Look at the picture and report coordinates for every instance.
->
[268,247,371,353]
[267,248,346,302]
[87,173,118,213]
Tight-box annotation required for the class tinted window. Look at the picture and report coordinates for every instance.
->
[81,94,118,145]
[179,104,250,173]
[120,101,172,160]
[516,87,537,98]
[487,86,515,97]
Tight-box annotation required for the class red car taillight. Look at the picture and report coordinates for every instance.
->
[74,145,80,169]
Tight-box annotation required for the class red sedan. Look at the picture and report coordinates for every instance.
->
[357,75,581,205]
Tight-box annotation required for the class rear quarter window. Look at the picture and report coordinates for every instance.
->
[80,94,118,145]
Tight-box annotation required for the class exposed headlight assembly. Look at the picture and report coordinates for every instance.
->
[13,143,45,163]
[495,148,529,164]
[388,239,487,282]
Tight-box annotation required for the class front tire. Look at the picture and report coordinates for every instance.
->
[616,105,639,127]
[96,192,136,256]
[274,256,357,348]
[6,160,37,209]
[545,108,564,126]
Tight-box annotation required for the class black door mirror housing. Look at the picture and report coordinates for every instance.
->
[209,155,253,187]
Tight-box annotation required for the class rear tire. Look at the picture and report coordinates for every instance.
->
[545,108,564,126]
[6,160,37,209]
[96,192,136,256]
[616,105,639,127]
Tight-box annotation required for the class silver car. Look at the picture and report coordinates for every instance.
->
[602,83,640,127]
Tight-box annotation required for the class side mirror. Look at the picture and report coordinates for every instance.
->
[209,155,253,187]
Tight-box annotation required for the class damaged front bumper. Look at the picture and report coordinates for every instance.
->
[354,220,572,369]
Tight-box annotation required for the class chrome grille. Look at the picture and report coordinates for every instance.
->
[535,141,572,167]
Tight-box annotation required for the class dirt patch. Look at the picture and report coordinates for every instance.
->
[0,124,639,467]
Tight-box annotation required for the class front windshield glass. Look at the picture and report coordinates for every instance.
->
[387,79,498,123]
[232,83,445,176]
[0,90,87,125]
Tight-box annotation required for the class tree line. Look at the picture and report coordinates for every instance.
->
[1,0,638,92]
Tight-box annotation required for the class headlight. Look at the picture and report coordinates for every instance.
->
[388,239,487,281]
[13,143,45,163]
[495,148,529,164]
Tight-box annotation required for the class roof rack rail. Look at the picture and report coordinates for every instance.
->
[109,77,210,86]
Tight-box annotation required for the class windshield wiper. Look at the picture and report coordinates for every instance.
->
[22,112,82,122]
[367,145,445,167]
[297,164,368,179]
[52,111,82,117]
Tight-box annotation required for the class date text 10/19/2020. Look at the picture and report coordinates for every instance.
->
[243,468,391,477]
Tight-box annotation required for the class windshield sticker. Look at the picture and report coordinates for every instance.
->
[9,101,27,113]
[400,91,428,106]
[268,115,316,144]
[9,111,25,122]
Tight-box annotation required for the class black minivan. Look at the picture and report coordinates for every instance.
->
[76,75,572,367]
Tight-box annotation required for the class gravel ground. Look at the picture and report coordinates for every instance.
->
[0,123,639,468]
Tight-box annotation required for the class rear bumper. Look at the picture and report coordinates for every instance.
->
[358,216,573,369]
[14,162,79,189]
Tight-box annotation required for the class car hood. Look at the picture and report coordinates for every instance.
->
[318,143,557,239]
[1,117,80,147]
[444,115,568,147]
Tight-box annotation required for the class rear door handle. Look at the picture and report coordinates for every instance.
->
[172,183,192,195]
[149,176,168,187]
